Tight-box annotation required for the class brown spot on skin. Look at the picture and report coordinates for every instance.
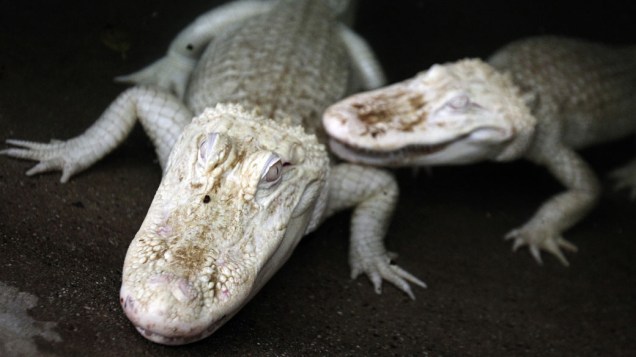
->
[400,109,429,132]
[353,100,387,125]
[351,90,428,133]
[234,148,247,165]
[209,180,221,195]
[369,126,386,138]
[173,243,208,275]
[393,92,427,130]
[408,94,425,109]
[191,183,203,189]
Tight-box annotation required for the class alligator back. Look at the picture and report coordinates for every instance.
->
[488,36,636,148]
[186,0,349,136]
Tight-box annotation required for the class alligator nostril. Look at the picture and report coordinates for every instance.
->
[120,294,137,315]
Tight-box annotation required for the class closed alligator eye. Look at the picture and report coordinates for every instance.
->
[448,94,470,110]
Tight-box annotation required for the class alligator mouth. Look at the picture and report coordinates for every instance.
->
[328,137,452,165]
[121,291,229,345]
[134,314,228,345]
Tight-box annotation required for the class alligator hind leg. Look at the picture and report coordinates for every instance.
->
[115,1,272,99]
[2,86,192,182]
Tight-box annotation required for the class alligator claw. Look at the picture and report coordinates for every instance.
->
[3,138,87,183]
[505,226,577,266]
[350,252,426,300]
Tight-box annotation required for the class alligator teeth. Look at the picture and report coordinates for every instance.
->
[335,139,449,159]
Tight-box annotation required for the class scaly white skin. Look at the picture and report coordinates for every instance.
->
[324,60,536,167]
[1,87,192,182]
[115,1,274,100]
[1,1,277,180]
[323,37,636,266]
[324,164,425,297]
[121,104,330,344]
[3,0,424,345]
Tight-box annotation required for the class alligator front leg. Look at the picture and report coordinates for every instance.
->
[506,140,600,266]
[324,164,426,299]
[116,1,272,98]
[2,86,192,182]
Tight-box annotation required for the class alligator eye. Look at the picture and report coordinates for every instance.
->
[447,94,470,110]
[259,155,284,188]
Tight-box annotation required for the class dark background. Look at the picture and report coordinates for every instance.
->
[1,1,635,355]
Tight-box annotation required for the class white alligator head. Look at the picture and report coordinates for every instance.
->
[323,59,537,166]
[120,104,329,345]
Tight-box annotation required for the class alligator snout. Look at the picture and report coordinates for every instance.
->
[119,273,222,345]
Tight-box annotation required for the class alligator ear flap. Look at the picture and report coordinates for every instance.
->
[417,62,456,93]
[422,63,450,81]
[284,143,306,166]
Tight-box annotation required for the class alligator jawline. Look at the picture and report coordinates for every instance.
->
[333,138,453,159]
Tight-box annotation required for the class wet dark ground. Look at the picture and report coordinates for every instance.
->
[1,1,635,356]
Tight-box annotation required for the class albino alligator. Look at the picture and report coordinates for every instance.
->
[323,36,636,266]
[2,0,426,345]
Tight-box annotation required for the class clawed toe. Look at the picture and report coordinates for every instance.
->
[351,255,426,299]
[3,138,85,183]
[505,228,577,267]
